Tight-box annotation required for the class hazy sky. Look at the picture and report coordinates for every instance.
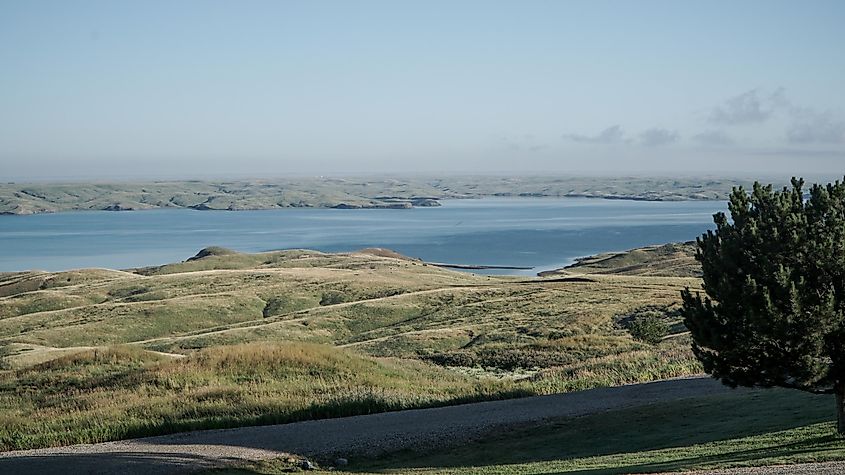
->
[1,0,844,180]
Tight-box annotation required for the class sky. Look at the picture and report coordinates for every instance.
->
[1,0,844,180]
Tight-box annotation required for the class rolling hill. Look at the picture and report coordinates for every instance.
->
[0,245,702,450]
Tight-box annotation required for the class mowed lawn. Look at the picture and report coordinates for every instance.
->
[220,388,843,475]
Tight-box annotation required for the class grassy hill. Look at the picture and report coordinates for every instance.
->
[545,241,700,278]
[1,246,704,450]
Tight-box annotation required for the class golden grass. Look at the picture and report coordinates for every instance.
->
[0,342,530,451]
[0,247,708,451]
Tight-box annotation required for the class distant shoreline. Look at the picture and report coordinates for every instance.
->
[0,194,725,216]
[0,176,748,216]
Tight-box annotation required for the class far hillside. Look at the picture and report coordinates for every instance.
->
[0,176,754,215]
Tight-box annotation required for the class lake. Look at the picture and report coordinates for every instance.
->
[0,198,726,275]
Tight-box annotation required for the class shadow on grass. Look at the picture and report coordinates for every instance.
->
[350,389,837,474]
[123,387,537,443]
[560,435,840,475]
[0,450,242,475]
[205,436,845,475]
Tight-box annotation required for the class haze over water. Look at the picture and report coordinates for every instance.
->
[0,198,725,274]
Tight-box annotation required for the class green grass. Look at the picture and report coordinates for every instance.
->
[217,389,843,475]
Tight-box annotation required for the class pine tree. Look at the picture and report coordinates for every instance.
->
[682,177,845,434]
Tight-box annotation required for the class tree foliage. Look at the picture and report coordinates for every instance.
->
[682,178,845,401]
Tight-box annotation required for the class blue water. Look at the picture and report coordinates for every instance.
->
[0,198,726,275]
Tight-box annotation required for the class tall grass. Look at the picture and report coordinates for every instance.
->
[0,338,703,452]
[0,342,531,451]
[530,342,702,392]
[0,250,709,452]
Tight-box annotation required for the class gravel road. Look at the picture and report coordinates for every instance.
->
[0,377,740,474]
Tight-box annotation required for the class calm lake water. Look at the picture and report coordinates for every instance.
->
[0,198,726,275]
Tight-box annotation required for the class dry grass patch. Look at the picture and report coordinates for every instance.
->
[0,342,531,451]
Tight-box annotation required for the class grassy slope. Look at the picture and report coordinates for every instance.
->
[0,246,703,450]
[0,176,754,214]
[0,249,698,371]
[223,389,841,475]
